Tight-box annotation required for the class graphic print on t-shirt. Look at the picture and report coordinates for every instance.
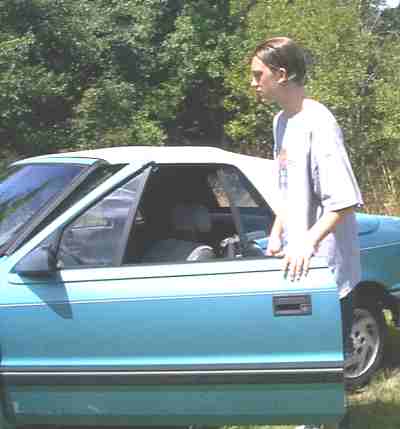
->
[277,147,288,191]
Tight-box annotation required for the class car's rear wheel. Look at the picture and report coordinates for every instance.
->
[344,303,386,390]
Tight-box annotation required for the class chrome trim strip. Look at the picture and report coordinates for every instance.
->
[361,241,400,252]
[0,289,332,309]
[3,367,343,386]
[1,361,343,371]
[3,368,343,375]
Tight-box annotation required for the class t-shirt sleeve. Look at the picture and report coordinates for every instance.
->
[311,118,363,211]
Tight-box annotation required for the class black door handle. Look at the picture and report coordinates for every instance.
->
[273,295,312,316]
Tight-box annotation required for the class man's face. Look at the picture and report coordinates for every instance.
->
[250,55,279,103]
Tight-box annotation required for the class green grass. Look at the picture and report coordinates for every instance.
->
[342,320,400,429]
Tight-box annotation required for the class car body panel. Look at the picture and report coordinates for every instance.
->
[358,213,400,246]
[0,147,345,426]
[357,213,400,293]
[357,213,380,236]
[361,244,400,292]
[7,384,344,427]
[2,260,344,425]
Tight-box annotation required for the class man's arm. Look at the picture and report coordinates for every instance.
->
[266,216,285,256]
[283,206,355,280]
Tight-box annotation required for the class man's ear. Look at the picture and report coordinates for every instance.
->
[277,67,296,84]
[277,67,288,84]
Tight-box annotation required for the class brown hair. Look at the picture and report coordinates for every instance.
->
[253,37,306,85]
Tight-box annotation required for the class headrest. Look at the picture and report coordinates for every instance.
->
[172,204,212,234]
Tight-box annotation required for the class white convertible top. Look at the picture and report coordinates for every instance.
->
[22,145,259,164]
[19,146,280,213]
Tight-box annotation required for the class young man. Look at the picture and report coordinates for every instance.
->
[250,37,363,429]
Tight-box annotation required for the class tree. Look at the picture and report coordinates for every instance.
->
[0,0,239,155]
[1,0,399,213]
[0,0,106,154]
[377,4,400,34]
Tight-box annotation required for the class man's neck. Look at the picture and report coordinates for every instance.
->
[276,85,306,117]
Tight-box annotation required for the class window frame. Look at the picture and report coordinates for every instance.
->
[5,161,109,256]
[120,162,273,265]
[53,164,153,270]
[47,161,272,271]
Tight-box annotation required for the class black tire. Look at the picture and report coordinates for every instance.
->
[344,303,386,390]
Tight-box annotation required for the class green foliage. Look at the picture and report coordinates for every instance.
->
[225,0,374,156]
[378,4,400,34]
[0,0,399,205]
[361,32,400,205]
[72,77,166,147]
[0,0,104,154]
[0,0,237,154]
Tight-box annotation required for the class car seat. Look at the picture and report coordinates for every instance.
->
[140,204,215,263]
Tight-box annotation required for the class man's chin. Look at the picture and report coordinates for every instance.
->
[256,93,270,104]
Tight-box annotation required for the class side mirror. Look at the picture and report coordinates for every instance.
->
[14,246,57,277]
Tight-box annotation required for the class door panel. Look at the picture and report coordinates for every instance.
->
[1,258,344,425]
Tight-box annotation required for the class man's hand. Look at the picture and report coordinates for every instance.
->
[265,235,285,257]
[283,241,316,281]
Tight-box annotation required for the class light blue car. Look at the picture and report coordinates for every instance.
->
[0,146,393,427]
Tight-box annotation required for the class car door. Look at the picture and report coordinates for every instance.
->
[0,163,344,427]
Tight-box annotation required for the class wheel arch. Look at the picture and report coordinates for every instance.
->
[353,281,398,323]
[345,282,388,390]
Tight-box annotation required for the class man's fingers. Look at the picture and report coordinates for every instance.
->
[290,258,302,281]
[282,246,314,281]
[295,258,305,281]
[283,256,307,281]
[283,255,291,276]
[303,256,311,277]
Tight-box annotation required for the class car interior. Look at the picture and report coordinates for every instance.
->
[123,164,274,265]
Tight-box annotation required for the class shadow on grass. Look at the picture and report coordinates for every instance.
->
[382,323,400,371]
[348,401,400,429]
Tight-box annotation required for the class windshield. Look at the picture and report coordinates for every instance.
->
[0,163,85,248]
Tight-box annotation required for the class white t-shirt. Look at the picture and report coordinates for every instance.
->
[273,99,363,298]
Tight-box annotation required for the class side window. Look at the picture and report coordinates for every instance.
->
[208,168,259,209]
[208,166,271,234]
[57,174,143,268]
[207,166,273,258]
